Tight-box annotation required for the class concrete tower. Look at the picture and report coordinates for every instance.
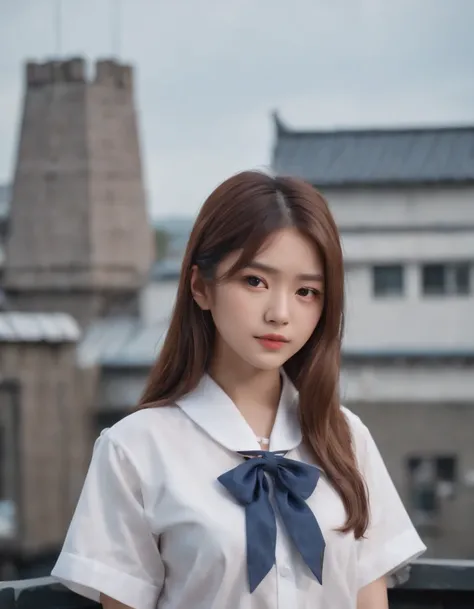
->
[4,58,153,326]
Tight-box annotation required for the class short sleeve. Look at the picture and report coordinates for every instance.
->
[51,430,164,609]
[355,422,426,590]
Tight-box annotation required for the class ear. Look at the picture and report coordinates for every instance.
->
[190,265,211,311]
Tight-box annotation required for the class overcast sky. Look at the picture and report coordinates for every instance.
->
[0,0,473,219]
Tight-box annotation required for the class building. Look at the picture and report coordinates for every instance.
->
[0,184,10,287]
[272,114,474,558]
[3,58,153,327]
[0,312,85,579]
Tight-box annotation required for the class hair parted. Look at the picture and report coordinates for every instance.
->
[138,170,369,538]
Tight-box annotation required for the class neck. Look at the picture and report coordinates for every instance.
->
[208,345,282,440]
[210,364,282,410]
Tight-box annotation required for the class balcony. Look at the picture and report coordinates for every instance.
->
[0,559,473,608]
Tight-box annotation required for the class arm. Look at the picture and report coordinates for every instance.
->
[51,432,164,609]
[349,416,425,602]
[100,593,134,609]
[357,577,388,609]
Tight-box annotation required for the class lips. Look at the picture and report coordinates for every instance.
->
[258,334,289,342]
[256,335,289,351]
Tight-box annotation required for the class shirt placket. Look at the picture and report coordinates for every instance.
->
[274,517,299,608]
[267,475,299,608]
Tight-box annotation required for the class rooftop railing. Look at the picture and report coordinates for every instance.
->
[0,559,473,608]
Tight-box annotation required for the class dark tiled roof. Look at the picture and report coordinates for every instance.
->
[271,113,474,186]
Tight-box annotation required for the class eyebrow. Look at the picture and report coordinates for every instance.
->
[246,261,324,283]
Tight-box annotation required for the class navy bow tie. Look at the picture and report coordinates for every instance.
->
[218,450,325,593]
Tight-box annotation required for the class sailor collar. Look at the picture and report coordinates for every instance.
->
[176,370,302,453]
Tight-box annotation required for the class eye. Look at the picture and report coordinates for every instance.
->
[244,275,264,288]
[297,287,320,298]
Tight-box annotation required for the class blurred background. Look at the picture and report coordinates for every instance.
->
[0,0,473,580]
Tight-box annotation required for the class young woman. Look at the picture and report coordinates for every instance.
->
[52,171,426,609]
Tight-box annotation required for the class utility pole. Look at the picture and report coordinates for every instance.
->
[55,0,62,57]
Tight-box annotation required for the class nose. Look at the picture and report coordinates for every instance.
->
[264,290,290,326]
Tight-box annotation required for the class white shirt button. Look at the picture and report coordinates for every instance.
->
[279,564,292,578]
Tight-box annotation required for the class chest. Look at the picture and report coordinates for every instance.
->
[142,438,356,580]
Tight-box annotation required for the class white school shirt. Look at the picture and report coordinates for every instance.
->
[51,372,426,609]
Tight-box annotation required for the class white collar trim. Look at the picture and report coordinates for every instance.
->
[176,370,301,453]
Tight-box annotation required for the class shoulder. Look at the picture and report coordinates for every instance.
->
[106,404,179,442]
[340,405,374,466]
[97,404,184,473]
[340,405,393,485]
[340,405,369,441]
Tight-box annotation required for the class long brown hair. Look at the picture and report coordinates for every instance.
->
[139,170,369,538]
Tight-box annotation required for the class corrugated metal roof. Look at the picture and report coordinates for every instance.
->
[271,114,474,186]
[0,312,80,343]
[78,316,168,367]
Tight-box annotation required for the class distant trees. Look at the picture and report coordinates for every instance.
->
[154,228,170,261]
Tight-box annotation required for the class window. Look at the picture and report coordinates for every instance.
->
[422,262,471,296]
[0,381,20,541]
[454,264,470,294]
[406,455,457,528]
[436,456,458,498]
[373,265,404,297]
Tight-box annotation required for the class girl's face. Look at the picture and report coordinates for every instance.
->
[192,227,325,374]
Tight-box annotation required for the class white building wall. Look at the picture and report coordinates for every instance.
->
[326,186,474,228]
[341,231,474,263]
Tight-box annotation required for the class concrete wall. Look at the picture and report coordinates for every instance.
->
[350,397,474,559]
[0,340,92,556]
